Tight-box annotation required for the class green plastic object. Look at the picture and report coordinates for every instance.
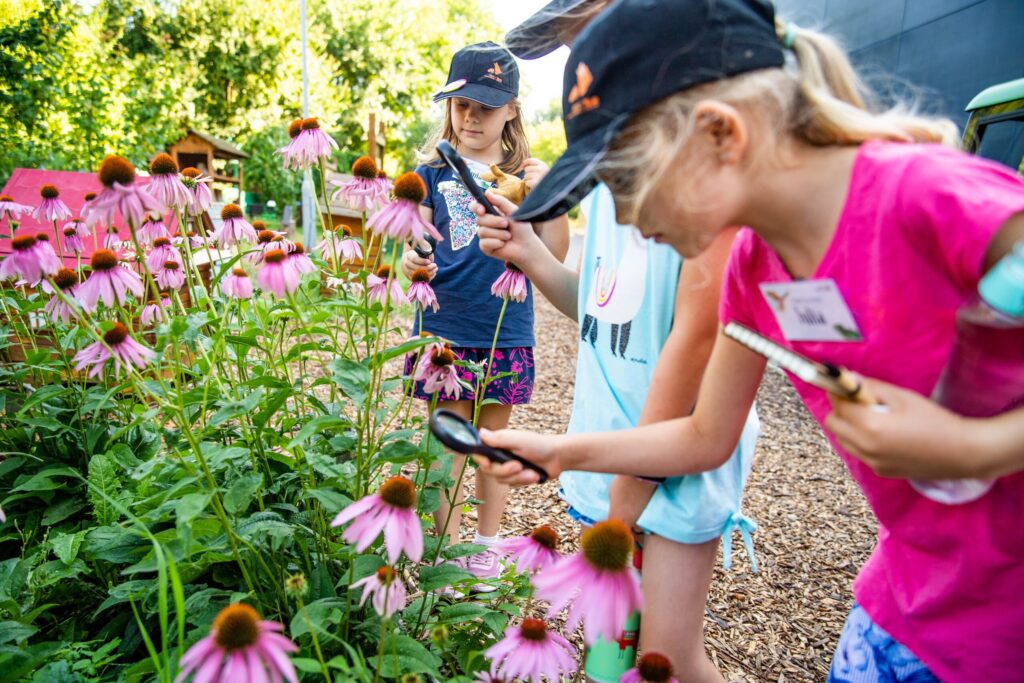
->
[583,611,640,683]
[979,242,1024,318]
[966,77,1024,112]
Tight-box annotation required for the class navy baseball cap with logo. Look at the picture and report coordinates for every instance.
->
[433,41,520,108]
[513,0,786,222]
[505,0,592,60]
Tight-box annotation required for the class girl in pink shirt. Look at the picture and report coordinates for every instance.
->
[473,0,1024,680]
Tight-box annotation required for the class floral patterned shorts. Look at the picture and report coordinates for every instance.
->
[403,346,535,405]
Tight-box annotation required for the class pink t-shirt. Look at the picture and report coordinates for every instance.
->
[720,142,1024,682]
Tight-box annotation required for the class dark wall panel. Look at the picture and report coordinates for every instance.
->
[772,0,1024,127]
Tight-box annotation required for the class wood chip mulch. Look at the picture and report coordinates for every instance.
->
[462,291,876,682]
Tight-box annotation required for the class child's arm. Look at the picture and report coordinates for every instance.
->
[608,229,738,526]
[401,206,437,280]
[521,158,571,262]
[477,331,767,485]
[475,190,579,320]
[827,379,1024,479]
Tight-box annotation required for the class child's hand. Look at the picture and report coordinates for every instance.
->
[474,428,563,486]
[472,190,545,265]
[401,246,436,280]
[826,378,988,479]
[521,158,550,190]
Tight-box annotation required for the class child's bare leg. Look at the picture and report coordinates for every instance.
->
[474,403,513,536]
[640,534,724,683]
[433,399,473,544]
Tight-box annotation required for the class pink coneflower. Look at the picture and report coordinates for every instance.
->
[138,213,170,246]
[330,475,423,564]
[292,117,338,168]
[145,237,182,271]
[141,297,171,326]
[62,219,88,254]
[256,248,299,298]
[175,603,298,683]
[78,249,144,311]
[407,268,439,312]
[485,618,577,683]
[44,268,80,324]
[32,233,62,277]
[367,265,406,306]
[414,343,470,399]
[33,185,72,223]
[367,172,442,243]
[287,241,316,277]
[317,225,363,265]
[0,504,5,523]
[180,167,213,217]
[248,229,280,264]
[622,653,680,683]
[375,170,393,204]
[473,665,504,683]
[532,519,643,645]
[497,525,561,574]
[85,155,166,229]
[154,260,184,290]
[331,156,381,212]
[276,118,306,171]
[212,205,256,249]
[491,262,527,302]
[147,153,192,211]
[0,194,33,227]
[221,267,254,300]
[104,225,124,251]
[174,230,206,251]
[352,566,407,619]
[73,322,154,379]
[0,234,60,284]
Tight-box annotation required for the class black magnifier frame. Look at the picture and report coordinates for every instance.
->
[435,140,500,216]
[428,409,549,483]
[413,237,436,259]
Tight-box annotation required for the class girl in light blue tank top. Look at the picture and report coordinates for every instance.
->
[474,182,759,681]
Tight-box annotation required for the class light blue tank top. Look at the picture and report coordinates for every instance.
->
[561,185,759,561]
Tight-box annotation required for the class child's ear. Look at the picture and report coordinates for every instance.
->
[505,104,518,122]
[692,101,748,164]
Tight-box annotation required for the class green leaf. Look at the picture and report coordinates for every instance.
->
[50,531,86,565]
[292,658,324,674]
[209,388,264,426]
[289,598,344,641]
[0,621,37,645]
[481,611,508,635]
[87,455,124,526]
[329,358,370,404]
[175,493,211,526]
[223,474,262,515]
[41,498,86,526]
[369,635,442,676]
[418,563,474,592]
[351,555,385,583]
[373,439,420,465]
[438,603,490,623]
[442,543,487,560]
[288,415,349,448]
[306,488,351,514]
[11,465,79,493]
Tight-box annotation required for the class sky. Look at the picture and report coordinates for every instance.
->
[485,0,569,119]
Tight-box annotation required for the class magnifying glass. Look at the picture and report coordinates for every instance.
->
[436,141,500,215]
[428,409,550,483]
[413,236,436,259]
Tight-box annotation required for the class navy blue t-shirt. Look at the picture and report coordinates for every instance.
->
[413,160,534,347]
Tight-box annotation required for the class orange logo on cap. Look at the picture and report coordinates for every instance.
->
[482,62,504,84]
[567,63,600,120]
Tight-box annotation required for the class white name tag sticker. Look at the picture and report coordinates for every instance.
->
[759,279,863,342]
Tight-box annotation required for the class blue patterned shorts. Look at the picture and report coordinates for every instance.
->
[403,346,534,405]
[828,604,938,683]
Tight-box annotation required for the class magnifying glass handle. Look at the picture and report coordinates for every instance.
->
[476,444,549,484]
[413,236,436,259]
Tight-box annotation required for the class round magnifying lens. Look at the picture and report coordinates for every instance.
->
[435,412,478,445]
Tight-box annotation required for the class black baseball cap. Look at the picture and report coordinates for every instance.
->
[513,0,785,222]
[505,0,592,60]
[433,41,520,108]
